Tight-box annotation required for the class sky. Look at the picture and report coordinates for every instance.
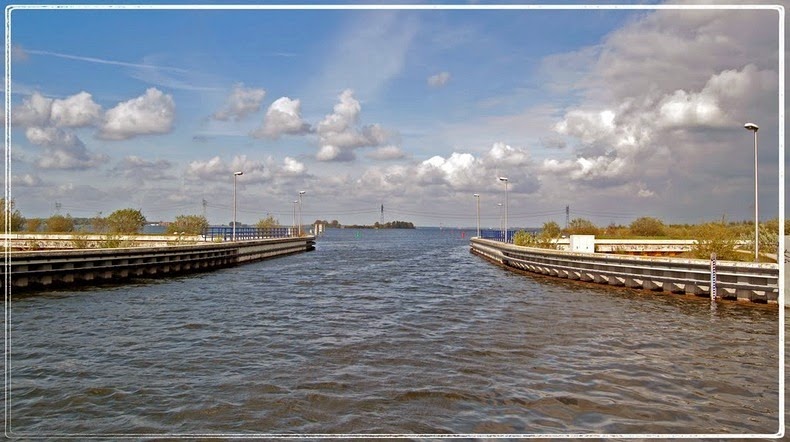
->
[4,1,785,229]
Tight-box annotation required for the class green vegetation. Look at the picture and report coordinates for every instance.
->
[1,198,25,231]
[167,214,209,234]
[255,215,280,229]
[25,218,42,233]
[512,216,787,262]
[688,222,740,260]
[566,218,600,236]
[315,219,415,229]
[106,208,146,234]
[46,214,75,233]
[629,217,666,237]
[513,221,561,249]
[342,220,415,229]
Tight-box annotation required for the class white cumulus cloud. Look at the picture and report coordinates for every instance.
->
[252,97,310,139]
[51,91,102,127]
[212,84,266,121]
[12,92,52,127]
[315,89,394,162]
[98,88,176,140]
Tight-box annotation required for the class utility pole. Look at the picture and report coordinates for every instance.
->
[566,205,570,229]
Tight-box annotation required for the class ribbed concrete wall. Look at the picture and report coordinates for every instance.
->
[4,236,315,292]
[471,238,779,304]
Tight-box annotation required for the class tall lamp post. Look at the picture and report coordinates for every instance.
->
[744,122,759,262]
[498,177,508,243]
[497,202,504,241]
[298,190,306,236]
[232,171,243,241]
[473,194,480,238]
[292,200,298,237]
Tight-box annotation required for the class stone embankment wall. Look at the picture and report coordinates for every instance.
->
[471,238,779,304]
[4,236,315,292]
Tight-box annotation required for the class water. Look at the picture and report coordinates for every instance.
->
[7,228,782,436]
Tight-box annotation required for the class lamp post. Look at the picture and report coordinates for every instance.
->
[498,177,508,243]
[298,190,306,236]
[233,171,243,241]
[292,200,298,237]
[744,122,759,262]
[473,194,480,238]
[497,202,504,241]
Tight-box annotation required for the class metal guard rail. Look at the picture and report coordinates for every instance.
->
[202,226,293,241]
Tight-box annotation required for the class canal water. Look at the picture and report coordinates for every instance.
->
[7,228,782,436]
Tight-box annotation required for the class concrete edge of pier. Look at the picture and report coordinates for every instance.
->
[4,236,316,293]
[470,237,780,305]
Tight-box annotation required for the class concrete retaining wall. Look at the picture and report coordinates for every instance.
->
[4,236,315,292]
[471,238,779,304]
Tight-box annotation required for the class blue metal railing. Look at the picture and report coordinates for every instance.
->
[201,226,295,242]
[479,229,520,243]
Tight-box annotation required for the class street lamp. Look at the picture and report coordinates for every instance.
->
[292,200,298,237]
[498,177,508,243]
[497,202,504,241]
[298,190,306,236]
[233,171,243,241]
[473,194,480,238]
[744,122,759,262]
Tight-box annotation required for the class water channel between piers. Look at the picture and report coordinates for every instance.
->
[7,228,782,437]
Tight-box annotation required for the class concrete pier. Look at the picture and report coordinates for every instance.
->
[471,237,779,304]
[4,236,315,292]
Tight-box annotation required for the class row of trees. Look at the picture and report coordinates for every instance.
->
[2,199,286,235]
[1,200,148,234]
[514,216,787,262]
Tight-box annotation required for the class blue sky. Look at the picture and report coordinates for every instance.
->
[5,2,784,228]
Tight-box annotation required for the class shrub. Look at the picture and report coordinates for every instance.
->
[541,221,561,238]
[256,215,279,229]
[25,218,43,233]
[513,230,534,246]
[106,208,146,234]
[1,198,25,231]
[691,222,739,260]
[566,218,600,236]
[167,215,209,235]
[629,217,665,237]
[46,214,75,232]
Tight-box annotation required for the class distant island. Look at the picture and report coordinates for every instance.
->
[314,220,415,229]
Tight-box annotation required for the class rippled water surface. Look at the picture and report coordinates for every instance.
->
[8,229,782,436]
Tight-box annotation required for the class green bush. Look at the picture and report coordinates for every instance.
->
[691,222,739,260]
[256,215,279,229]
[167,215,209,235]
[46,214,75,232]
[106,208,146,234]
[566,218,600,236]
[629,217,665,237]
[1,198,25,231]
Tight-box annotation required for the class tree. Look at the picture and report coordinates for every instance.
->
[167,215,209,235]
[106,208,146,234]
[541,221,561,238]
[1,198,25,232]
[91,214,109,234]
[566,218,600,236]
[25,218,43,233]
[256,215,279,229]
[629,217,666,237]
[46,214,75,232]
